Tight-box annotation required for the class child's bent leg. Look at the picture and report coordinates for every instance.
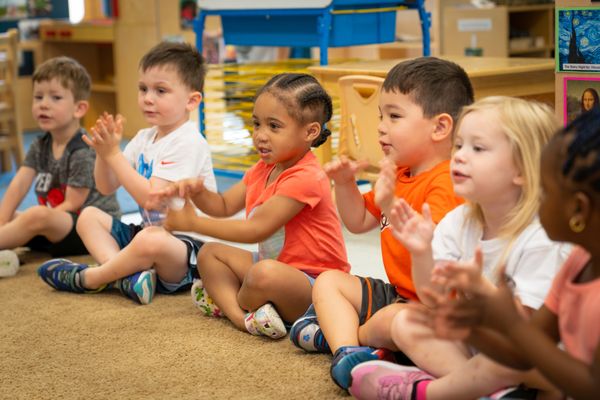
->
[197,242,254,331]
[424,354,555,400]
[391,308,471,378]
[313,270,363,353]
[76,207,120,264]
[357,303,407,351]
[237,259,312,322]
[83,226,187,289]
[0,206,72,249]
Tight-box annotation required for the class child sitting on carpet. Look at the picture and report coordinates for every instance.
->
[37,41,216,304]
[289,57,474,390]
[0,57,120,278]
[349,97,571,400]
[153,73,350,339]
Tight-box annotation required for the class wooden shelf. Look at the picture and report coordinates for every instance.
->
[509,45,554,56]
[507,4,554,13]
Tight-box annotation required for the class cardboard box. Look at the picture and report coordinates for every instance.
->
[442,5,508,57]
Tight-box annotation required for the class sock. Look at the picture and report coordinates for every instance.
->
[414,379,431,400]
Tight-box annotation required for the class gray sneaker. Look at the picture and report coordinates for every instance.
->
[0,250,19,277]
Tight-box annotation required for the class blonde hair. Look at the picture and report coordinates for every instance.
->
[455,96,558,239]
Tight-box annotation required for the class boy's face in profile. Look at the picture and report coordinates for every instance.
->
[377,89,436,166]
[32,78,85,136]
[137,65,200,137]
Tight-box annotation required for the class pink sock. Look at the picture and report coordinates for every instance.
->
[414,379,431,400]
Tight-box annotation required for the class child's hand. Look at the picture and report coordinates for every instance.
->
[83,112,125,159]
[419,287,479,341]
[374,157,396,215]
[163,198,197,232]
[431,247,487,296]
[171,178,206,198]
[323,155,369,185]
[389,199,434,254]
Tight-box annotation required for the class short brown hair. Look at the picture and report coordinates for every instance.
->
[383,57,474,124]
[32,56,91,101]
[139,41,207,92]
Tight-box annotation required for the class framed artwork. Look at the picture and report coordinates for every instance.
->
[563,76,600,125]
[557,8,600,73]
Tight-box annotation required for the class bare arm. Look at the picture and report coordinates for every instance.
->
[93,155,120,195]
[164,193,305,243]
[324,156,378,233]
[0,167,36,224]
[54,186,90,213]
[388,199,437,302]
[189,180,247,218]
[499,306,600,399]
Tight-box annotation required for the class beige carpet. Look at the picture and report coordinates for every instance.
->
[1,251,348,399]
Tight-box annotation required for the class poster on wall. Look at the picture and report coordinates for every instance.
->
[563,77,600,125]
[557,8,600,73]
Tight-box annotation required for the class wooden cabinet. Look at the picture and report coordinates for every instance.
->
[506,4,554,58]
[40,20,117,132]
[441,2,554,58]
[38,0,182,138]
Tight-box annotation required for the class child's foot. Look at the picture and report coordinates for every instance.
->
[349,360,433,400]
[0,250,19,277]
[191,279,223,317]
[114,269,156,305]
[289,304,330,353]
[330,346,394,390]
[37,258,103,293]
[244,303,287,339]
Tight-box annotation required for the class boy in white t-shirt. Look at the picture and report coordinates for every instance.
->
[38,41,217,305]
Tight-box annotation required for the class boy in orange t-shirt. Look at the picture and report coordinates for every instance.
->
[289,57,474,390]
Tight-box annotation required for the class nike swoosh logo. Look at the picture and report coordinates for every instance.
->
[160,161,176,165]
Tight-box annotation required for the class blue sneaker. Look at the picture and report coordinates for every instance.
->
[114,269,156,305]
[330,346,394,390]
[38,258,100,293]
[290,304,330,353]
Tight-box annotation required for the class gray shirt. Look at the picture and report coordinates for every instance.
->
[23,129,121,218]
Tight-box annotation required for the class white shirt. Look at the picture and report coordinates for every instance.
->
[432,204,570,309]
[123,120,217,192]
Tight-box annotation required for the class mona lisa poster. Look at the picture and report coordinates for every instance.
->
[563,77,600,125]
[557,8,600,72]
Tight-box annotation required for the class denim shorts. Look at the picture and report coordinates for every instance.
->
[109,217,203,294]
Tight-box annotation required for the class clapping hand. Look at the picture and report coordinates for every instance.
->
[323,155,370,185]
[83,112,124,159]
[389,199,434,255]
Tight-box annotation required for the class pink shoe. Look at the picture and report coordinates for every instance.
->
[349,360,433,400]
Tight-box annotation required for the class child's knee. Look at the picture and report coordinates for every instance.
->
[127,226,168,257]
[312,270,344,298]
[197,242,221,264]
[243,260,278,292]
[390,308,419,349]
[76,207,106,233]
[19,206,53,230]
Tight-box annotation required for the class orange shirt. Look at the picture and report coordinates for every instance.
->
[243,151,350,276]
[363,160,462,300]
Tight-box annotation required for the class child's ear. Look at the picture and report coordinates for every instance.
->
[431,113,453,143]
[74,100,89,119]
[512,171,525,186]
[186,91,203,111]
[567,191,591,231]
[305,121,321,143]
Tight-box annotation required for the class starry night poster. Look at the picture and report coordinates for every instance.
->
[557,8,600,73]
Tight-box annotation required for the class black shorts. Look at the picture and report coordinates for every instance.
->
[357,276,409,325]
[26,212,87,257]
